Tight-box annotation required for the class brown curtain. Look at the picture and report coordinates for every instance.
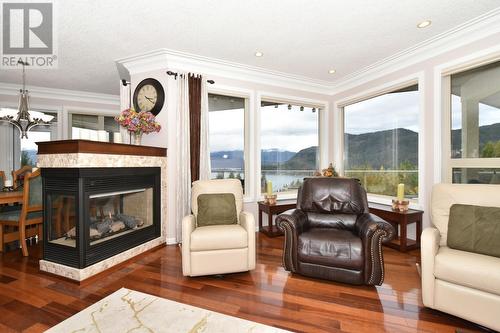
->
[188,74,202,183]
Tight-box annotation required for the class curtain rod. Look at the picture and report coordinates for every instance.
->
[166,71,215,84]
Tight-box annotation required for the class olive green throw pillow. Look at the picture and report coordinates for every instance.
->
[448,204,500,258]
[197,193,238,227]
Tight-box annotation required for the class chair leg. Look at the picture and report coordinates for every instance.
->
[38,223,43,241]
[20,225,28,257]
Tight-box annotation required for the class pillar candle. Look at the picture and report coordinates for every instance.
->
[98,130,108,142]
[73,128,80,139]
[90,130,99,142]
[113,132,122,143]
[397,183,405,201]
[267,181,273,195]
[80,129,90,140]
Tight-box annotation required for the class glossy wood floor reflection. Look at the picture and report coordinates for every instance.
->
[0,234,491,333]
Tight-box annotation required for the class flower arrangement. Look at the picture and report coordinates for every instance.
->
[115,108,161,135]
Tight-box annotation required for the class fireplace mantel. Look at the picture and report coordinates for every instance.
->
[37,139,167,157]
[36,140,168,282]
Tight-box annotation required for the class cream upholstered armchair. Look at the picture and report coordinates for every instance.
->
[182,179,256,277]
[421,184,500,331]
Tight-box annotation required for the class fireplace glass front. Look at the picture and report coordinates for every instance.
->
[88,188,153,245]
[43,167,161,268]
[47,194,77,247]
[48,188,153,247]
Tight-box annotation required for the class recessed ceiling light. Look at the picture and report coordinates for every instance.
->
[417,20,431,28]
[254,51,264,57]
[328,69,336,74]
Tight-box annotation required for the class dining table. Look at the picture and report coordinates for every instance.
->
[0,189,24,205]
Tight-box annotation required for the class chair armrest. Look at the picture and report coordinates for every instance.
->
[421,227,441,308]
[355,213,395,243]
[276,209,308,235]
[181,214,196,276]
[355,213,396,285]
[276,209,308,272]
[240,211,256,270]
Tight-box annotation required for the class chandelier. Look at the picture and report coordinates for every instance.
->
[0,60,53,138]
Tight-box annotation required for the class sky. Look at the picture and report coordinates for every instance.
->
[209,103,319,152]
[209,90,499,153]
[346,91,500,134]
[344,91,419,135]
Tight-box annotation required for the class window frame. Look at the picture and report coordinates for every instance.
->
[335,73,425,207]
[257,92,328,201]
[65,106,119,140]
[441,57,500,183]
[207,86,253,200]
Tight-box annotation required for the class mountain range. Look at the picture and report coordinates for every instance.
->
[211,122,500,171]
[211,149,296,170]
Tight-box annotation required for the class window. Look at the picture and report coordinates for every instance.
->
[21,111,58,167]
[343,84,419,199]
[448,60,500,184]
[70,113,119,142]
[260,100,320,196]
[208,94,246,189]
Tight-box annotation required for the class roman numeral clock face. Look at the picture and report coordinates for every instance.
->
[137,85,157,112]
[133,78,165,116]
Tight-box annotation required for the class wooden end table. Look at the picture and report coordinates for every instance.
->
[369,202,423,252]
[258,201,296,237]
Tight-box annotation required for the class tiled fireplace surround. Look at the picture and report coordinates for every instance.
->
[36,140,168,281]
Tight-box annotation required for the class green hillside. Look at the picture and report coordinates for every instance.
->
[280,146,318,170]
[277,123,500,171]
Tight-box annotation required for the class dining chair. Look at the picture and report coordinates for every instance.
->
[0,169,43,256]
[0,171,5,207]
[12,165,32,190]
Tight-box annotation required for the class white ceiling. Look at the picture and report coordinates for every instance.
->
[1,0,499,95]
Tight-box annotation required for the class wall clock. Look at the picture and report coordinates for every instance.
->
[133,78,165,116]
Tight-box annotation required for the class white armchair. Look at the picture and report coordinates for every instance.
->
[422,184,500,331]
[182,179,256,277]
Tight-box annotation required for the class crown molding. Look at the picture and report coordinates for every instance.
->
[0,82,120,106]
[116,49,334,95]
[330,7,500,94]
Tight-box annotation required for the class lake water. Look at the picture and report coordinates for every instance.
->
[211,170,315,192]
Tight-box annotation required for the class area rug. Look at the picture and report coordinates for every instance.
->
[46,288,291,332]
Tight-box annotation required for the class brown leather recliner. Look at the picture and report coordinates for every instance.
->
[276,177,395,285]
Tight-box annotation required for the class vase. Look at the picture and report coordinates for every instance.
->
[133,132,143,145]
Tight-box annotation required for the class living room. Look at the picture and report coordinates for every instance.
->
[0,1,499,332]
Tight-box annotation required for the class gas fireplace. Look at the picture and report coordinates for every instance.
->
[42,167,161,268]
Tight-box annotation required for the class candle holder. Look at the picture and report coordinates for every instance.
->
[264,194,277,205]
[392,199,409,212]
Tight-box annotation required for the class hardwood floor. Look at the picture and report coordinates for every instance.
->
[0,234,491,333]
